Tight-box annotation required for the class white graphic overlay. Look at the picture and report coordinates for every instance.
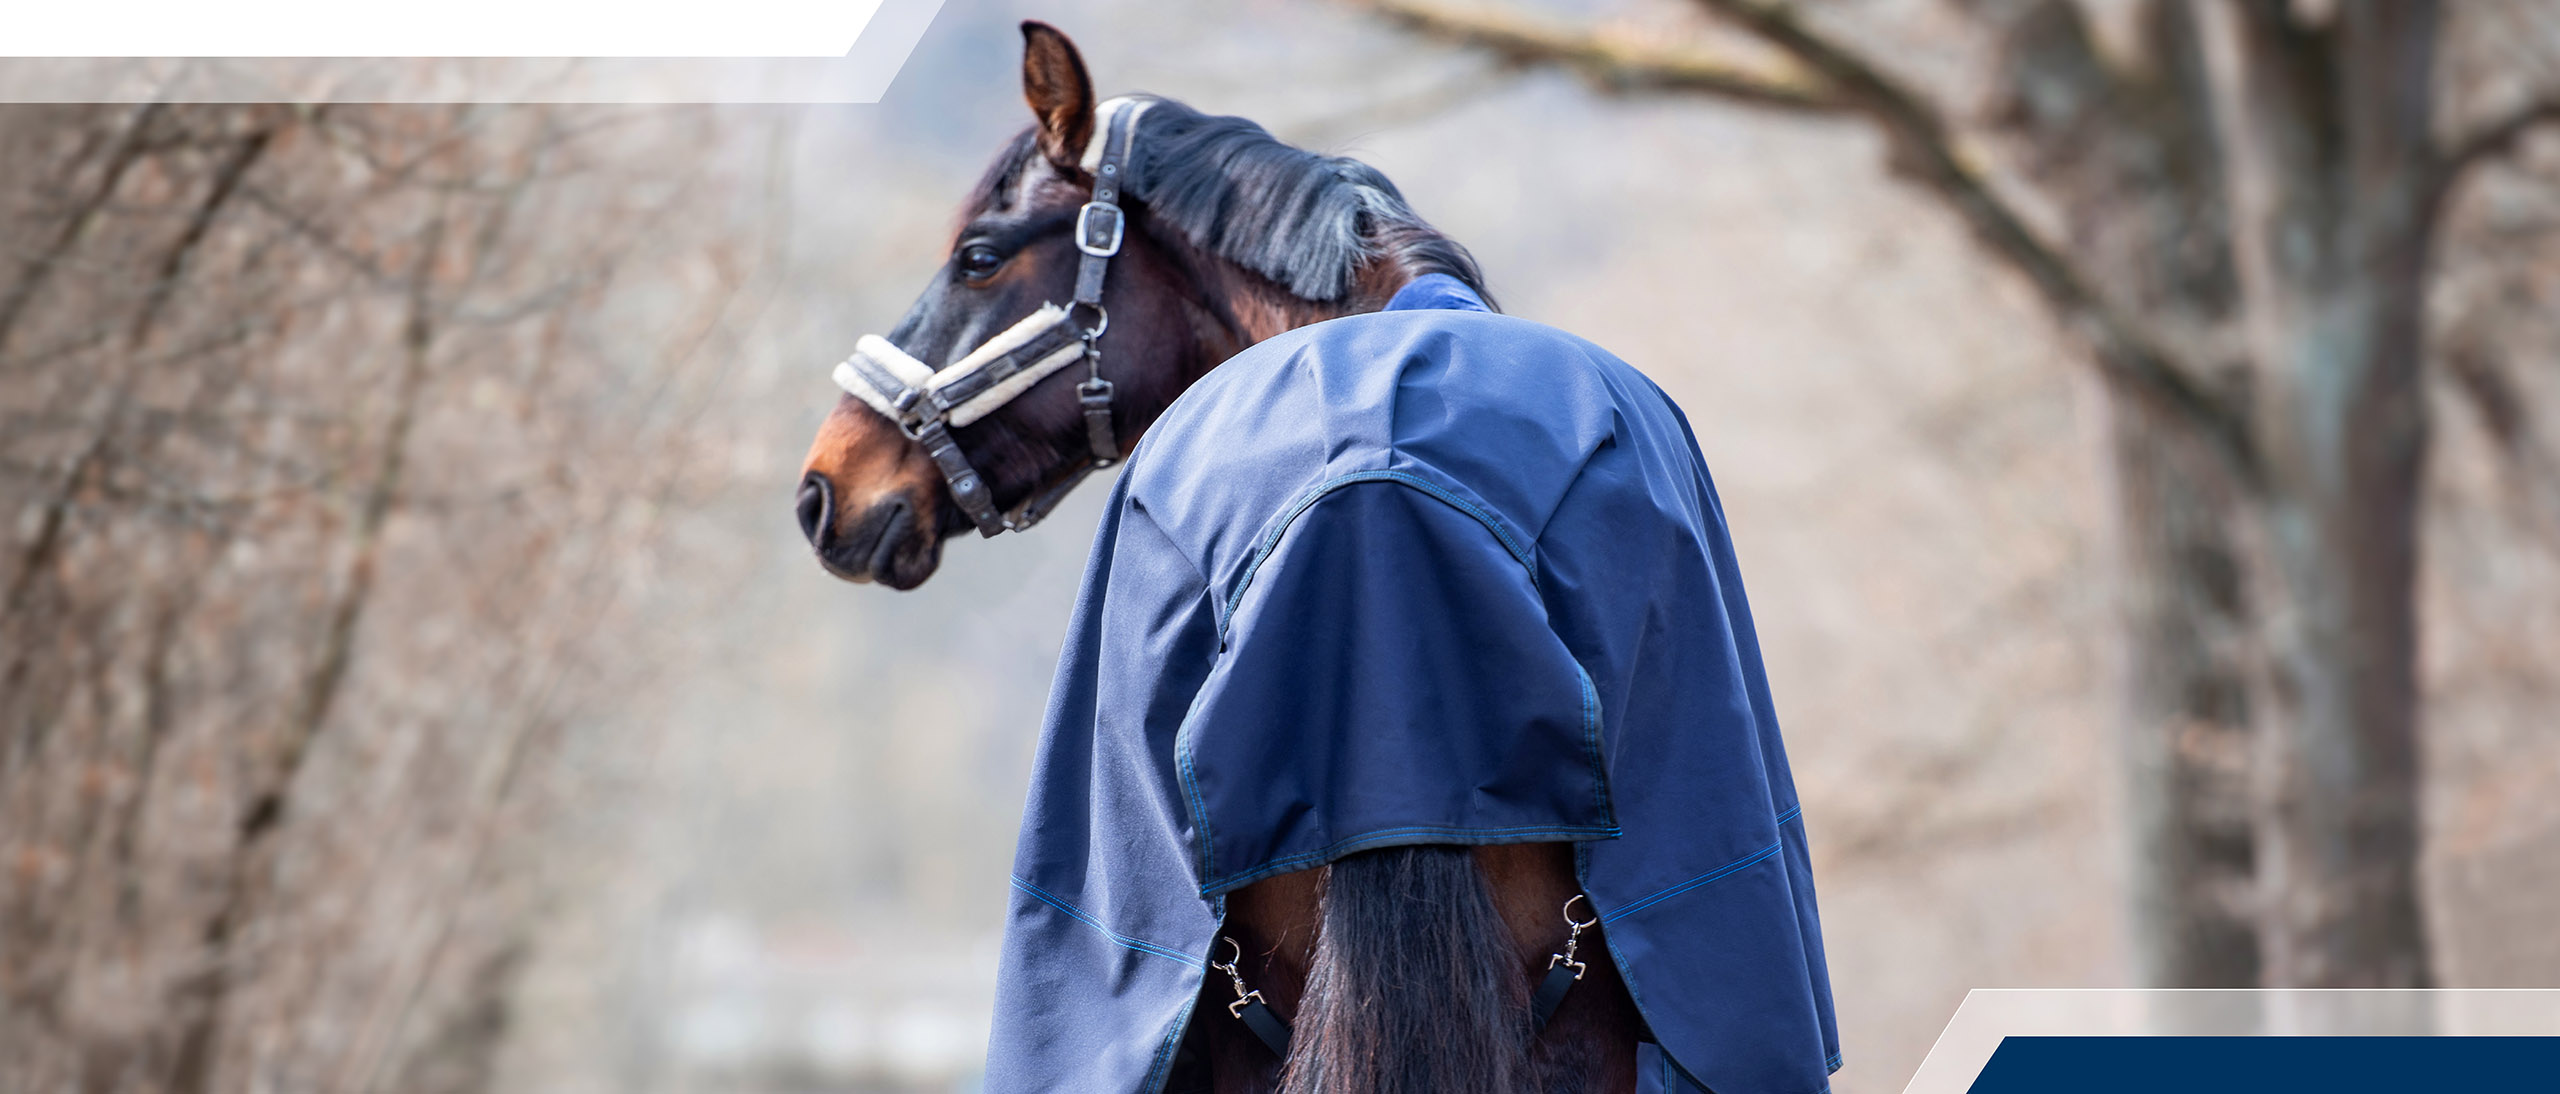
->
[0,0,946,102]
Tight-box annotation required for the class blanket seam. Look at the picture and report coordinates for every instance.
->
[1010,875,1205,970]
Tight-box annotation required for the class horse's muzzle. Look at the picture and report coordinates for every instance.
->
[798,472,943,589]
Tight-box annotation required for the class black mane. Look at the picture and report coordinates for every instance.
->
[1129,99,1493,306]
[971,98,1495,308]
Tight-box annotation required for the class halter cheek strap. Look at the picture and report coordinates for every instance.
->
[827,96,1152,537]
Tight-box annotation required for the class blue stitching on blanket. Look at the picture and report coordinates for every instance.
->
[1011,876,1205,969]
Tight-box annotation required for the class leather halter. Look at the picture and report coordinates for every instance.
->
[830,97,1153,537]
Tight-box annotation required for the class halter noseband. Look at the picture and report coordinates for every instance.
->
[829,97,1153,537]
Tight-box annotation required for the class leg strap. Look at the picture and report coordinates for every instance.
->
[1234,994,1293,1058]
[1530,960,1580,1034]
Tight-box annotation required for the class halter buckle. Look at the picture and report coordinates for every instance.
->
[890,388,946,440]
[1076,201,1125,257]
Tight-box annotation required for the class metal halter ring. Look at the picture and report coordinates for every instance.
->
[1069,300,1109,341]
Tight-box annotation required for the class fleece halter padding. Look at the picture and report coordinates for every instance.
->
[833,308,1089,430]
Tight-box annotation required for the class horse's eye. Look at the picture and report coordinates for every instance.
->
[956,245,1005,281]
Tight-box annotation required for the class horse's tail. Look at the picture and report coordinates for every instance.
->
[1278,844,1532,1094]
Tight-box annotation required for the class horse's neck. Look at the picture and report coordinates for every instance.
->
[1198,254,1420,347]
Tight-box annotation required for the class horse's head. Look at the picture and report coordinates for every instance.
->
[798,22,1489,588]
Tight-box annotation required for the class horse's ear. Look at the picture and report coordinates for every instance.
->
[1020,21,1095,170]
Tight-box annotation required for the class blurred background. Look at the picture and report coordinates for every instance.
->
[3,1,2558,1092]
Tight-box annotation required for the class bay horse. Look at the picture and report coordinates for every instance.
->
[798,22,1836,1094]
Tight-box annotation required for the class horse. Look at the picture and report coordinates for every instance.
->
[797,23,1837,1094]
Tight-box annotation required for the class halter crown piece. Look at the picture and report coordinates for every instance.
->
[830,96,1156,537]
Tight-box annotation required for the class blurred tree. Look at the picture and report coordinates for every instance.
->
[1361,0,2560,989]
[0,101,780,1093]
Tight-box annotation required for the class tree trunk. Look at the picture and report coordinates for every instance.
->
[1994,0,2263,987]
[2199,0,2437,989]
[2108,394,2263,987]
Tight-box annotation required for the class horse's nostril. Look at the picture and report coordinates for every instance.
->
[797,473,834,548]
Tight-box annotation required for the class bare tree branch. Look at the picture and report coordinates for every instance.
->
[0,100,787,1093]
[1354,0,2264,484]
[2,123,273,706]
[1691,0,2261,484]
[129,126,274,347]
[2432,94,2560,213]
[2442,320,2560,545]
[1358,0,1841,112]
[165,201,447,1094]
[0,104,163,358]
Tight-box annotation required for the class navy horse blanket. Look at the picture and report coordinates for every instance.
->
[985,274,1842,1094]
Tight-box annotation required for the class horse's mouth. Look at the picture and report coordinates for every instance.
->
[814,538,942,590]
[807,485,945,590]
[814,552,875,585]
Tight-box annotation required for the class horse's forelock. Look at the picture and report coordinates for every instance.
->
[960,128,1046,224]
